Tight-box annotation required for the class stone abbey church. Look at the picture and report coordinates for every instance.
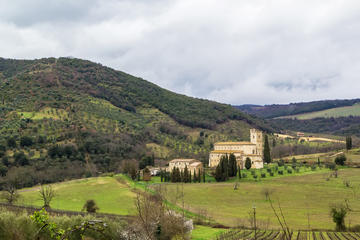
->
[209,129,264,169]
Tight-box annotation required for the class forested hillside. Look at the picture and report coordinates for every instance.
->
[236,99,360,137]
[236,99,360,119]
[0,57,274,189]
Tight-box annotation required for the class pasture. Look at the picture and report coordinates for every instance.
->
[162,168,360,230]
[16,176,137,215]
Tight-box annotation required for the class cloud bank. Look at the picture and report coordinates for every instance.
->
[1,0,360,105]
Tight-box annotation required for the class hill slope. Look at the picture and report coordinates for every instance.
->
[0,57,273,189]
[235,99,360,119]
[236,99,360,137]
[277,103,360,120]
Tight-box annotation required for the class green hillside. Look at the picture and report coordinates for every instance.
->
[0,57,273,189]
[278,103,360,120]
[235,99,360,119]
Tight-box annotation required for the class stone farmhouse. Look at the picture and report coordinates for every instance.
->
[209,129,264,169]
[168,159,203,173]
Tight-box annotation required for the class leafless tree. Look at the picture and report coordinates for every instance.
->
[131,185,190,240]
[39,185,55,209]
[261,187,274,201]
[1,184,19,204]
[268,197,291,240]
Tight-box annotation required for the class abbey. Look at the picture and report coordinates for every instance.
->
[209,129,264,169]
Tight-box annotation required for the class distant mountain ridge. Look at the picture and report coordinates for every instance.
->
[235,99,360,119]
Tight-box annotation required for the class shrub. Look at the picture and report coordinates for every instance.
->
[287,169,292,174]
[253,175,258,179]
[296,168,300,173]
[82,199,99,213]
[7,138,17,148]
[245,157,252,170]
[311,165,317,171]
[251,170,255,176]
[278,159,285,167]
[20,136,33,147]
[284,165,288,170]
[270,172,274,177]
[261,173,266,178]
[278,170,283,175]
[335,155,346,166]
[14,152,29,166]
[242,173,247,178]
[266,168,272,173]
[330,204,347,231]
[327,163,337,170]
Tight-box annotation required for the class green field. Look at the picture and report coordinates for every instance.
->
[279,103,360,119]
[161,168,360,230]
[13,167,360,232]
[16,177,136,215]
[191,225,226,240]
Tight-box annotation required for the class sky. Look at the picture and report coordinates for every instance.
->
[1,0,360,105]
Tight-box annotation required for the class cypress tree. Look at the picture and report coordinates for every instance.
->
[171,167,176,182]
[179,168,183,182]
[229,153,237,177]
[215,163,223,182]
[189,171,192,183]
[245,157,252,170]
[193,169,197,182]
[346,136,352,150]
[183,165,189,183]
[198,169,201,183]
[160,171,163,182]
[203,170,205,182]
[263,135,271,164]
[238,165,241,179]
[220,155,229,181]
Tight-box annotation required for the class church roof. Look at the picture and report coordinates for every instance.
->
[190,162,202,167]
[211,150,244,153]
[214,141,255,145]
[169,159,197,163]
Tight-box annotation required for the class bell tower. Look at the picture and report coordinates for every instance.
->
[250,129,263,155]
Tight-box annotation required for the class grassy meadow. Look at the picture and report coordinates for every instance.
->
[162,168,360,230]
[11,164,360,233]
[15,176,137,215]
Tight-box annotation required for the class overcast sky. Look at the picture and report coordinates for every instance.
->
[1,0,360,105]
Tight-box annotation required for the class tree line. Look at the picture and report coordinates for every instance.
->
[160,166,206,183]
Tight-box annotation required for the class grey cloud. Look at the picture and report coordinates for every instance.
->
[1,0,360,104]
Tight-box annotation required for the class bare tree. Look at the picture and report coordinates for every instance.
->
[268,197,291,240]
[131,185,190,240]
[39,185,55,209]
[1,184,19,204]
[261,187,274,201]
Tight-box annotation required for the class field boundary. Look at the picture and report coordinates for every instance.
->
[0,202,133,221]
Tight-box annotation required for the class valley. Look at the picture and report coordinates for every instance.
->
[0,57,358,240]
